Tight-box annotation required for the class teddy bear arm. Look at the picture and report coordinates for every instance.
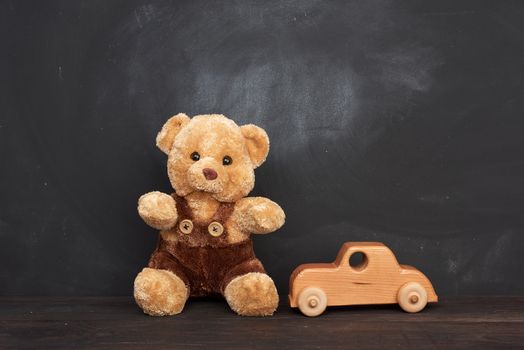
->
[138,191,178,230]
[233,197,285,234]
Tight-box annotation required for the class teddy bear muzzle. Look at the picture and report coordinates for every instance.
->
[187,159,227,194]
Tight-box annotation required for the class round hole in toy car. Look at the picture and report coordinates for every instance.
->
[297,287,327,317]
[348,251,368,272]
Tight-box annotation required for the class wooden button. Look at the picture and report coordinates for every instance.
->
[208,222,224,237]
[179,219,193,234]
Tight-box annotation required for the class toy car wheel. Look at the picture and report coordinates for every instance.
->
[297,287,327,317]
[397,282,428,313]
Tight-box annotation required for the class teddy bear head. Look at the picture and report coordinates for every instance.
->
[155,114,270,202]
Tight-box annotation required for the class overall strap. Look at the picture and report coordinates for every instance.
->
[169,193,235,246]
[171,193,235,226]
[171,193,192,220]
[211,202,236,225]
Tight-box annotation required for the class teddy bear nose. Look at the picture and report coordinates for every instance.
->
[202,168,218,180]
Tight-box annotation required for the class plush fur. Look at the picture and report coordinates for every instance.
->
[134,114,285,316]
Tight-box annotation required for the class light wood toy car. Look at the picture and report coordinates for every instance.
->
[289,242,438,317]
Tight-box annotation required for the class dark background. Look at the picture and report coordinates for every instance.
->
[2,0,524,297]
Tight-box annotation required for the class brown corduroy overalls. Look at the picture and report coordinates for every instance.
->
[148,194,266,296]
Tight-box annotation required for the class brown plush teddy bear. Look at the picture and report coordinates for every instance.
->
[134,114,285,317]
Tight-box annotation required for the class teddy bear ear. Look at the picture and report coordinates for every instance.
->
[156,113,191,155]
[240,124,270,168]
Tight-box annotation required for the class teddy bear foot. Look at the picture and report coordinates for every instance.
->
[134,267,189,316]
[224,272,279,316]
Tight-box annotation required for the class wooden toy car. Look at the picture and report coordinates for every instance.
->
[289,242,438,316]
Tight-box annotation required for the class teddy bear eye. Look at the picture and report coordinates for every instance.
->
[222,155,232,166]
[190,152,200,161]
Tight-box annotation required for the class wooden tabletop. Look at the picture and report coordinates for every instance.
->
[1,296,523,349]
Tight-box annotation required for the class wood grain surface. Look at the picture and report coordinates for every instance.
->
[289,242,437,311]
[1,296,523,349]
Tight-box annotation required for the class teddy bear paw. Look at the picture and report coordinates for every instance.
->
[224,272,279,316]
[138,192,178,230]
[241,199,285,234]
[134,268,188,316]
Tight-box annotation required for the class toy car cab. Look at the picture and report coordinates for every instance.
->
[289,242,438,316]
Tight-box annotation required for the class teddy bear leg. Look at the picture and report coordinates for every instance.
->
[223,272,279,316]
[134,267,189,316]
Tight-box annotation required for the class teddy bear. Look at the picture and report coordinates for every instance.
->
[133,113,285,317]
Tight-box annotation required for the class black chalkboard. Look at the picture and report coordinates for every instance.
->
[2,0,524,296]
